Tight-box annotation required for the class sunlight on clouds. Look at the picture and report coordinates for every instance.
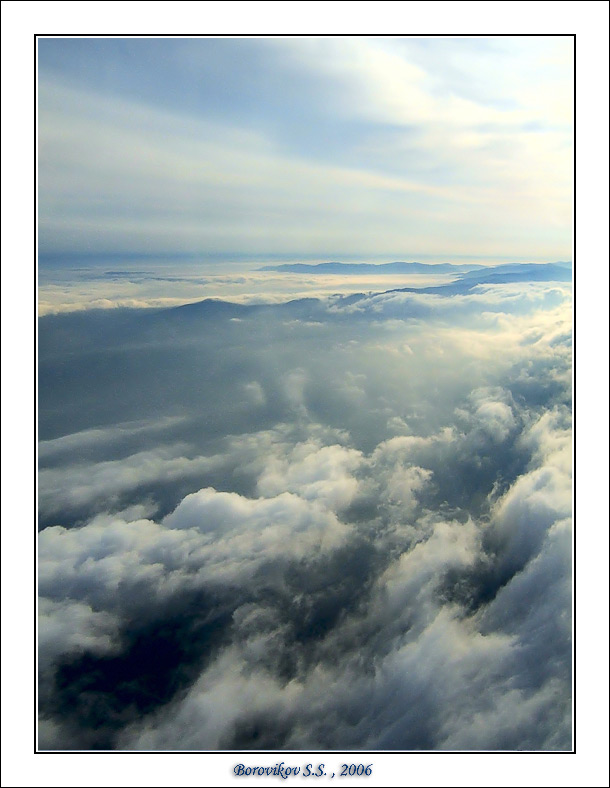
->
[38,37,572,260]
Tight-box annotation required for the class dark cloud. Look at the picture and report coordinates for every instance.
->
[38,277,572,750]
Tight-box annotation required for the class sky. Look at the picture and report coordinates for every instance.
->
[38,36,573,263]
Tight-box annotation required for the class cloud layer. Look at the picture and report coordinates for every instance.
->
[38,37,572,260]
[38,277,572,750]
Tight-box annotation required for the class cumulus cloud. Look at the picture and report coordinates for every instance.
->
[38,598,120,673]
[256,441,363,511]
[39,447,220,518]
[38,276,572,751]
[38,407,571,750]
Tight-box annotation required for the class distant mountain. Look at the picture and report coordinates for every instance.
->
[153,265,572,325]
[151,296,328,324]
[368,263,572,299]
[457,263,572,284]
[164,264,571,318]
[258,262,485,275]
[167,298,256,318]
[38,265,573,361]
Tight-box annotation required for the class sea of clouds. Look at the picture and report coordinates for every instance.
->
[38,277,572,750]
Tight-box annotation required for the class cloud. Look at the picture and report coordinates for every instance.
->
[38,37,572,260]
[38,417,186,461]
[38,598,120,674]
[39,391,571,750]
[38,266,462,316]
[38,271,572,750]
[38,447,223,521]
[243,381,266,407]
[464,387,517,443]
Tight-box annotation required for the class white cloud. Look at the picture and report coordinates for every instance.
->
[39,395,572,750]
[38,598,120,672]
[37,261,573,751]
[38,447,223,518]
[256,441,363,511]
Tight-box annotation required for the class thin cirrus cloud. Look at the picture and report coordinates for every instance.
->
[37,36,573,261]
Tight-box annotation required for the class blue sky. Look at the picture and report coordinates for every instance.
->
[38,37,573,262]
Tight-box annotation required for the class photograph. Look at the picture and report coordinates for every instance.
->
[34,34,575,755]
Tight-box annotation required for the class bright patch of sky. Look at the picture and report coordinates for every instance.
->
[38,36,573,263]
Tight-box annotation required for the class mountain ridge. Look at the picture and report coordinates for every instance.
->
[258,262,486,274]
